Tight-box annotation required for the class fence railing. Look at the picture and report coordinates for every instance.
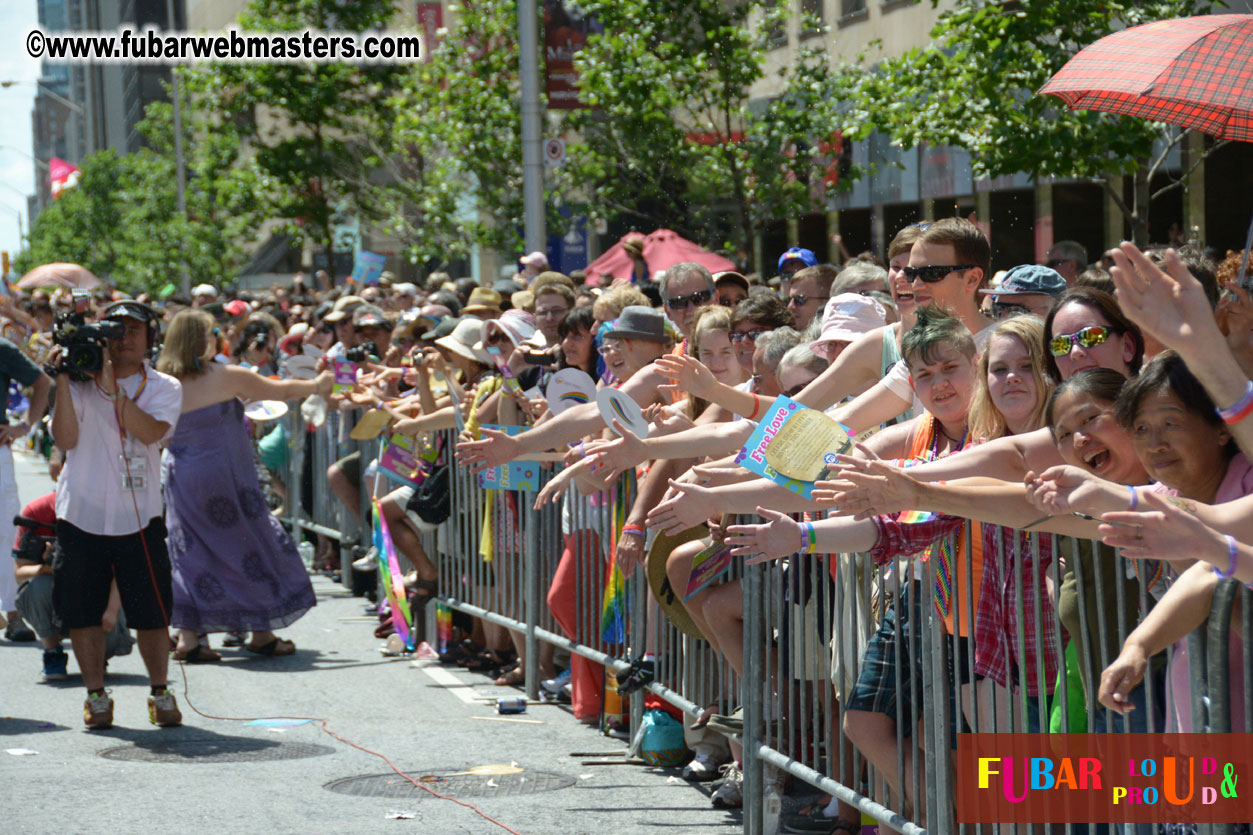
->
[267,417,1253,835]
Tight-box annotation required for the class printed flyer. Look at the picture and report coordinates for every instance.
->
[734,395,853,499]
[478,424,541,491]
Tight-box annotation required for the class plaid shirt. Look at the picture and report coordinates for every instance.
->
[869,514,1061,697]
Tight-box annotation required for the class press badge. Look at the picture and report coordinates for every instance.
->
[120,445,147,491]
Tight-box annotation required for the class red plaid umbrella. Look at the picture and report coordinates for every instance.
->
[1038,14,1253,141]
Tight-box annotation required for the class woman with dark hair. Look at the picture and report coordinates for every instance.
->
[1042,287,1145,382]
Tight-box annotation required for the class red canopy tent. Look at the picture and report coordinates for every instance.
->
[584,229,737,284]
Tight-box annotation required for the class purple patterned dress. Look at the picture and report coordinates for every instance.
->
[165,398,315,633]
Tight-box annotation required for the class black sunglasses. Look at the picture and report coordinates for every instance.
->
[902,264,976,283]
[666,289,713,310]
[729,327,767,344]
[1045,258,1072,269]
[788,293,828,308]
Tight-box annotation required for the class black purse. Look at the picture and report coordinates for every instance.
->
[405,435,450,528]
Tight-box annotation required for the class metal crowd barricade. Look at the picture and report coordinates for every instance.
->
[272,413,1253,835]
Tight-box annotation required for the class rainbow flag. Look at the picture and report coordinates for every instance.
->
[600,471,636,644]
[374,499,414,650]
[896,509,936,524]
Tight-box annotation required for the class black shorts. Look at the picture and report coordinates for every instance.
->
[53,517,173,631]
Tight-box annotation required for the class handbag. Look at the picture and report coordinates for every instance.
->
[405,435,450,529]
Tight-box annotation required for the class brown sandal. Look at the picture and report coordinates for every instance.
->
[246,638,296,656]
[172,645,222,663]
[494,667,525,687]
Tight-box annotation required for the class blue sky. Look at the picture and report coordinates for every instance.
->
[0,3,42,269]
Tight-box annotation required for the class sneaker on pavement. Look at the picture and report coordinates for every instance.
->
[540,667,572,695]
[711,761,744,809]
[682,743,728,782]
[41,649,69,682]
[148,689,182,727]
[5,619,36,642]
[352,547,379,571]
[84,692,114,730]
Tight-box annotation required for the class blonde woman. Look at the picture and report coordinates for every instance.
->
[156,310,331,661]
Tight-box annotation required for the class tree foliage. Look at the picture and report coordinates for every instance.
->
[559,0,846,255]
[835,0,1214,243]
[189,0,403,271]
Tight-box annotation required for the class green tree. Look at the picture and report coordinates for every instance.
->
[836,0,1218,245]
[190,0,402,274]
[558,0,846,261]
[383,0,526,267]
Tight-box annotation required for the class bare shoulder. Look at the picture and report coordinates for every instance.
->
[860,418,917,460]
[1017,427,1065,470]
[623,365,667,406]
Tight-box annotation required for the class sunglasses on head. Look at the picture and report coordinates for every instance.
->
[1049,325,1112,357]
[788,293,828,308]
[666,289,713,310]
[729,327,767,344]
[902,264,976,283]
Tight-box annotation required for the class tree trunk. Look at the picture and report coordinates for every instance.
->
[1132,160,1151,248]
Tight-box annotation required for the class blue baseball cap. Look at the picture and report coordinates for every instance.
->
[980,264,1067,298]
[778,247,818,272]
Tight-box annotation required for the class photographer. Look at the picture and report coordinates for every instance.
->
[49,301,184,730]
[0,334,52,642]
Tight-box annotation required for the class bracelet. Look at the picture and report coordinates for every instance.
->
[799,521,817,554]
[1214,534,1239,579]
[747,394,763,421]
[621,524,645,539]
[1217,380,1253,425]
[1128,485,1138,511]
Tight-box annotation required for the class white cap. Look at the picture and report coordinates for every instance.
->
[192,284,218,299]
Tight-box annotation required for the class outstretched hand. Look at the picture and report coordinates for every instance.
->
[1024,465,1107,516]
[725,507,802,564]
[655,355,716,401]
[455,427,521,473]
[1108,243,1218,358]
[814,456,916,519]
[645,479,716,535]
[1097,488,1208,565]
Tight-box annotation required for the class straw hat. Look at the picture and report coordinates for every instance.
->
[646,525,710,640]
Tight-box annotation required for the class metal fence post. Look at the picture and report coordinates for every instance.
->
[524,488,540,702]
[742,561,764,835]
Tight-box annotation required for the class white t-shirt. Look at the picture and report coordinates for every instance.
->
[56,365,183,536]
[879,322,995,405]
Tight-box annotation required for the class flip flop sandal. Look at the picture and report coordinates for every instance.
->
[172,645,222,663]
[494,667,525,687]
[246,638,296,656]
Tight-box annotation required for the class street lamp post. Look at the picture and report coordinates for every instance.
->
[0,79,85,115]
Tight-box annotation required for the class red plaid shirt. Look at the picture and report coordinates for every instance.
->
[869,514,1061,697]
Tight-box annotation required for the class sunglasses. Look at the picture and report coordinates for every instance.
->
[902,264,976,283]
[991,302,1032,319]
[665,289,713,310]
[535,306,569,319]
[783,383,807,397]
[787,293,828,308]
[1049,325,1112,357]
[1045,258,1071,269]
[729,327,767,344]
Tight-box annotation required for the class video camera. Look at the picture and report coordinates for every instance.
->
[12,514,55,565]
[344,341,379,363]
[44,312,125,382]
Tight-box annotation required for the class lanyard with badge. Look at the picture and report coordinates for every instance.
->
[101,367,149,491]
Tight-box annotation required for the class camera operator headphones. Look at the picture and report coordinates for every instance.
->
[100,300,160,350]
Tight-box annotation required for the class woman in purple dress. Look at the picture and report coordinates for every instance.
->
[157,310,331,660]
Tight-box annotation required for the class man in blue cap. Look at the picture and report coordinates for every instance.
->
[777,246,817,281]
[978,264,1067,319]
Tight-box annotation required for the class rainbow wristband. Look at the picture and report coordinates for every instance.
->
[800,521,818,554]
[1214,534,1239,580]
[1217,380,1253,425]
[621,524,646,539]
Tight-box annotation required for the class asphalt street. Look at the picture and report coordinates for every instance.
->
[0,449,743,835]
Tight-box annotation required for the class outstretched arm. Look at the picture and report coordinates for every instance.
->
[1098,560,1218,715]
[794,325,893,411]
[1110,243,1253,459]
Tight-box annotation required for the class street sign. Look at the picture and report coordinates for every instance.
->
[543,137,566,167]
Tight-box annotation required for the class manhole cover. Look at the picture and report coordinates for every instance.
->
[99,739,336,763]
[325,769,576,799]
